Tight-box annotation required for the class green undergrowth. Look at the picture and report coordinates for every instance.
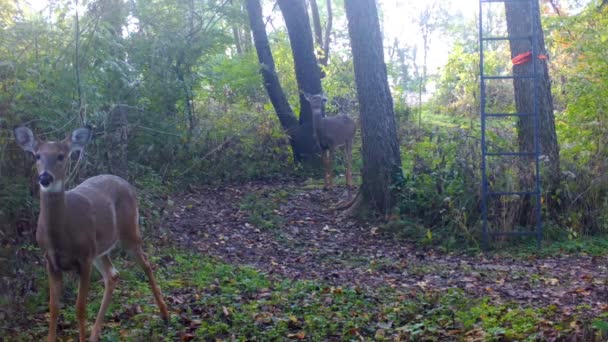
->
[492,235,608,259]
[381,214,608,259]
[2,247,604,341]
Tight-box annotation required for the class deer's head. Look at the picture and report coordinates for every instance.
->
[303,92,327,115]
[14,126,92,192]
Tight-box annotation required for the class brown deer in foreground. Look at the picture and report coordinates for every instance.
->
[303,93,356,189]
[14,126,168,342]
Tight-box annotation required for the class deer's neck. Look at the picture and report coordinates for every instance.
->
[39,191,68,244]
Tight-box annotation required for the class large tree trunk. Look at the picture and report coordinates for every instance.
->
[278,0,323,156]
[345,0,404,215]
[245,0,301,155]
[505,1,561,215]
[246,0,324,159]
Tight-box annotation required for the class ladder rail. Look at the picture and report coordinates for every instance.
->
[479,0,543,249]
[531,0,543,248]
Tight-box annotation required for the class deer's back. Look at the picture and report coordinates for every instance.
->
[67,175,139,255]
[319,114,356,148]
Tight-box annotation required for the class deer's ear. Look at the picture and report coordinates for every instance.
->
[68,126,92,153]
[322,96,328,103]
[303,92,312,101]
[13,126,37,153]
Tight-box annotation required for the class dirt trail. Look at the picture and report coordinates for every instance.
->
[164,181,608,316]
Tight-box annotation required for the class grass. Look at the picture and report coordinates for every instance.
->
[2,247,605,341]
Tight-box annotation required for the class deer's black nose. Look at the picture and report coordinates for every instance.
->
[39,172,54,187]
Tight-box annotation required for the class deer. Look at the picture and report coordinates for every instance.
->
[303,92,356,189]
[13,126,169,342]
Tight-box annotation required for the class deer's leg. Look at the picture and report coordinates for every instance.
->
[322,149,330,189]
[91,255,119,342]
[131,246,169,322]
[76,261,92,342]
[328,148,335,188]
[323,148,334,189]
[344,142,353,188]
[46,261,62,342]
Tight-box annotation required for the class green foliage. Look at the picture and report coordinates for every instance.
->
[0,176,35,224]
[395,117,481,250]
[541,3,608,236]
[495,235,608,258]
[4,248,601,340]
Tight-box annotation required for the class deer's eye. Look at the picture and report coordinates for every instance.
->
[57,154,65,161]
[35,154,41,160]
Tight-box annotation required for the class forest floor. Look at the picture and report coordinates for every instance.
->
[4,179,608,341]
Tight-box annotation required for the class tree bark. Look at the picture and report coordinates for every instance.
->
[505,0,561,214]
[246,0,299,133]
[246,0,321,159]
[345,0,404,215]
[277,0,323,128]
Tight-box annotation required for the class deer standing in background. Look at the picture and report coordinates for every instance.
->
[13,126,168,342]
[304,93,356,189]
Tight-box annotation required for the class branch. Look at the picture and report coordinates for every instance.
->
[264,1,279,28]
[548,0,561,16]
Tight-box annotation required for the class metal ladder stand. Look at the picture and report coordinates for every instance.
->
[479,0,542,249]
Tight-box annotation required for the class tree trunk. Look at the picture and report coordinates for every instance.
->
[505,0,561,215]
[277,0,323,156]
[246,0,321,159]
[345,0,404,215]
[245,0,299,136]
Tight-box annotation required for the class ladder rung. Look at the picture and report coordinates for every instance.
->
[491,231,538,236]
[482,75,536,80]
[485,152,536,156]
[481,36,531,41]
[484,113,531,117]
[488,191,540,196]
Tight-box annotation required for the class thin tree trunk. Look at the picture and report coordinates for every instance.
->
[309,0,332,69]
[74,0,83,125]
[322,0,332,66]
[345,0,404,215]
[310,0,323,48]
[231,0,243,54]
[232,26,243,54]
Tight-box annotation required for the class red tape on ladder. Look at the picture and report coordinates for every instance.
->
[511,51,548,65]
